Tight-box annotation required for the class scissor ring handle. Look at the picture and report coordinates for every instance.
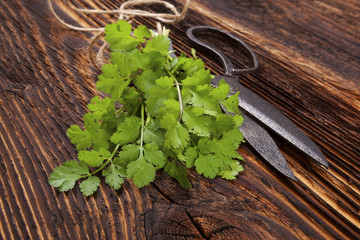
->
[186,26,259,75]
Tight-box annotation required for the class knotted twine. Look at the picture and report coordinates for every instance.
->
[48,0,191,67]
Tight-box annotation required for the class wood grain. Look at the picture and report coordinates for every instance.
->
[0,0,359,239]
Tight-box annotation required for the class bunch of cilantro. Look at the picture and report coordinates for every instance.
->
[49,20,245,196]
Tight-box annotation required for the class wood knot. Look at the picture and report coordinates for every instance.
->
[138,203,297,240]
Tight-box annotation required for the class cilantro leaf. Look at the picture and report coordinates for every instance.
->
[79,176,101,197]
[126,156,156,188]
[49,160,89,192]
[87,96,113,117]
[133,25,151,43]
[219,160,244,180]
[194,154,221,179]
[144,143,166,168]
[102,164,125,190]
[211,79,230,100]
[221,92,241,115]
[110,50,143,77]
[187,85,219,111]
[105,20,137,51]
[184,147,198,168]
[161,114,190,150]
[143,35,170,54]
[181,69,211,86]
[155,76,174,88]
[182,106,212,137]
[97,64,130,99]
[164,160,192,188]
[145,84,177,114]
[143,122,165,147]
[67,113,110,151]
[78,148,111,168]
[212,113,236,134]
[121,87,141,113]
[111,116,141,145]
[117,144,140,164]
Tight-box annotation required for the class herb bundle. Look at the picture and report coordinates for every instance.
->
[49,20,245,196]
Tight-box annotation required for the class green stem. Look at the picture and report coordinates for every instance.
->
[139,103,145,157]
[83,143,121,178]
[166,69,183,122]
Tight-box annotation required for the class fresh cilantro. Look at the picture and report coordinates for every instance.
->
[80,176,101,197]
[49,20,245,196]
[48,160,89,192]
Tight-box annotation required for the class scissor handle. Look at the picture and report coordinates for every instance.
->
[186,26,259,75]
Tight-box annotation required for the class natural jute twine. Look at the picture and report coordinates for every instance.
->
[48,0,191,67]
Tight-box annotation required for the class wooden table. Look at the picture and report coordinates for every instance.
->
[0,0,359,239]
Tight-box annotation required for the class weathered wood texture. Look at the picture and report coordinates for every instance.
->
[0,0,359,239]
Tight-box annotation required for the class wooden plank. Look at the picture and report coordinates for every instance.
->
[0,0,359,239]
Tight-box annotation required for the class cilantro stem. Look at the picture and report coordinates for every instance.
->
[140,103,145,157]
[175,80,183,122]
[166,69,183,122]
[84,143,121,178]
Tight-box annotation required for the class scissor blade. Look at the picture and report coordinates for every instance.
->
[220,103,296,179]
[241,114,297,180]
[214,75,328,167]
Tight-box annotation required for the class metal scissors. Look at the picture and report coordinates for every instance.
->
[186,26,328,180]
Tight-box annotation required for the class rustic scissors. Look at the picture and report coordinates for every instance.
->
[186,26,328,180]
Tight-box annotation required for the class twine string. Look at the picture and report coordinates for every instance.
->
[48,0,191,66]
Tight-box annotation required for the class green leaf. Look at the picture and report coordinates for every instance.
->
[181,69,211,86]
[161,114,189,150]
[67,114,110,151]
[191,48,196,58]
[110,51,141,76]
[194,154,221,179]
[126,156,156,188]
[135,69,159,96]
[111,116,141,145]
[79,176,101,197]
[211,79,230,100]
[164,160,192,188]
[143,35,170,54]
[222,128,245,148]
[212,129,244,159]
[165,123,190,150]
[160,113,177,130]
[144,144,166,168]
[78,148,111,168]
[177,57,205,76]
[155,76,174,88]
[182,106,212,137]
[121,87,140,113]
[219,160,244,180]
[97,64,130,99]
[188,85,219,111]
[212,113,236,134]
[221,92,241,115]
[184,147,198,168]
[49,160,89,192]
[102,164,125,190]
[105,20,137,51]
[146,84,177,114]
[159,99,180,120]
[117,144,141,164]
[232,115,244,127]
[87,96,113,116]
[197,138,214,155]
[134,25,151,42]
[143,122,165,147]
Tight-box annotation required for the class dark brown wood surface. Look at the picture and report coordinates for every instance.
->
[0,0,359,239]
